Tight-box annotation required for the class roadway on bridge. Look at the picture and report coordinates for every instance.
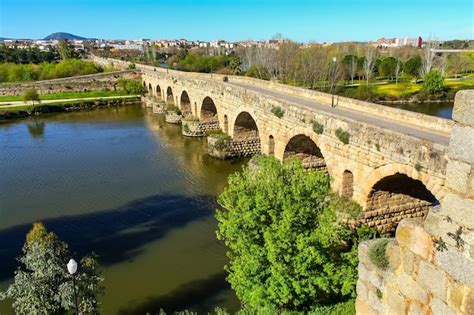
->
[227,81,450,146]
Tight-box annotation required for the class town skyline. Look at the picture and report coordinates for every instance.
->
[1,0,472,42]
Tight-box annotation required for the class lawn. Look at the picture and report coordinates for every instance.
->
[0,90,128,102]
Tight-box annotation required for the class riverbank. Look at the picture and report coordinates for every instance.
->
[0,95,141,122]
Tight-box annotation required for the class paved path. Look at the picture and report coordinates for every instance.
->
[228,81,450,146]
[0,95,138,109]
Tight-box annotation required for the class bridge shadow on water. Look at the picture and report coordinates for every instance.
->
[0,193,217,282]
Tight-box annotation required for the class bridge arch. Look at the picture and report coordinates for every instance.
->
[148,83,153,95]
[359,163,442,233]
[156,85,162,99]
[223,115,229,134]
[200,96,218,121]
[341,170,354,198]
[233,111,259,141]
[268,135,275,156]
[283,134,327,170]
[166,87,174,104]
[180,90,192,115]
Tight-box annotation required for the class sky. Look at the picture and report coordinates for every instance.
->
[0,0,472,42]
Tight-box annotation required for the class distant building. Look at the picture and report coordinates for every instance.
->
[110,44,144,52]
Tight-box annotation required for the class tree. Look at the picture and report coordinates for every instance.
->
[216,156,375,311]
[422,69,445,96]
[378,57,398,81]
[404,55,422,80]
[0,223,104,314]
[23,88,40,104]
[118,78,146,95]
[363,46,376,84]
[57,40,77,60]
[342,54,358,85]
[448,53,471,78]
[421,40,436,77]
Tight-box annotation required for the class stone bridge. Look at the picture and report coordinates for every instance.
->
[92,56,454,233]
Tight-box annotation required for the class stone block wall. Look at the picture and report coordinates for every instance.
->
[356,90,474,314]
[207,136,261,159]
[165,112,182,124]
[182,119,220,137]
[0,70,139,96]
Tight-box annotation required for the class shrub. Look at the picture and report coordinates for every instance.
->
[216,156,374,310]
[312,121,324,134]
[117,78,146,95]
[271,106,285,118]
[368,239,390,270]
[335,128,350,144]
[23,88,40,104]
[245,64,270,80]
[182,124,190,132]
[422,69,446,97]
[355,83,376,101]
[127,63,136,69]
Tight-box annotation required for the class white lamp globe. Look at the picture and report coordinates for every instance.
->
[67,259,78,275]
[332,57,337,63]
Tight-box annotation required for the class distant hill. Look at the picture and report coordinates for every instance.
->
[43,32,90,40]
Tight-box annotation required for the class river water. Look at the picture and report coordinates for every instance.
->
[377,101,453,119]
[0,104,243,314]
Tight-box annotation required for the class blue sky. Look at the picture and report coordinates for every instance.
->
[1,0,472,41]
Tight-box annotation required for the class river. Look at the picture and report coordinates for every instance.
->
[376,101,453,119]
[0,104,243,314]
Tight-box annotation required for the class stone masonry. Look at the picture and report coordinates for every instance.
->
[356,90,474,314]
[0,70,139,96]
[93,56,454,232]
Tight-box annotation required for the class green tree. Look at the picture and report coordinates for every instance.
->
[0,223,104,314]
[118,78,146,95]
[57,40,77,60]
[378,57,398,81]
[404,55,422,80]
[216,156,375,311]
[23,88,40,104]
[422,69,445,96]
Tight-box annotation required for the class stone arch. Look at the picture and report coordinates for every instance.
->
[180,90,192,115]
[268,135,275,156]
[360,163,443,233]
[223,115,229,134]
[283,134,326,170]
[200,96,218,121]
[148,83,153,95]
[233,111,259,141]
[166,87,174,104]
[341,170,354,198]
[156,85,162,99]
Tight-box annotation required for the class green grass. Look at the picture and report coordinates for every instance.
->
[1,96,138,113]
[0,90,128,102]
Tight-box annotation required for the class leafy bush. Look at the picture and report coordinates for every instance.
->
[182,123,190,132]
[216,156,374,311]
[368,239,390,270]
[355,84,376,101]
[422,69,446,97]
[270,106,285,118]
[245,64,270,80]
[127,63,136,69]
[166,104,182,115]
[23,88,40,104]
[312,121,324,134]
[117,78,146,95]
[335,128,350,144]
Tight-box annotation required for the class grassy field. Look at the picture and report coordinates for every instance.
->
[0,90,128,102]
[1,95,139,113]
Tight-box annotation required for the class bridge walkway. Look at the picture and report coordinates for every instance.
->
[227,81,450,146]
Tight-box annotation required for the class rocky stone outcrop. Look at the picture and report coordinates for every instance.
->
[356,90,474,314]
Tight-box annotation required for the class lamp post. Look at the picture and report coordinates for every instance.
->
[331,56,337,107]
[67,259,79,314]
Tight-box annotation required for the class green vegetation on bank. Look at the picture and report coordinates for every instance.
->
[0,90,129,102]
[0,59,103,83]
[216,156,376,312]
